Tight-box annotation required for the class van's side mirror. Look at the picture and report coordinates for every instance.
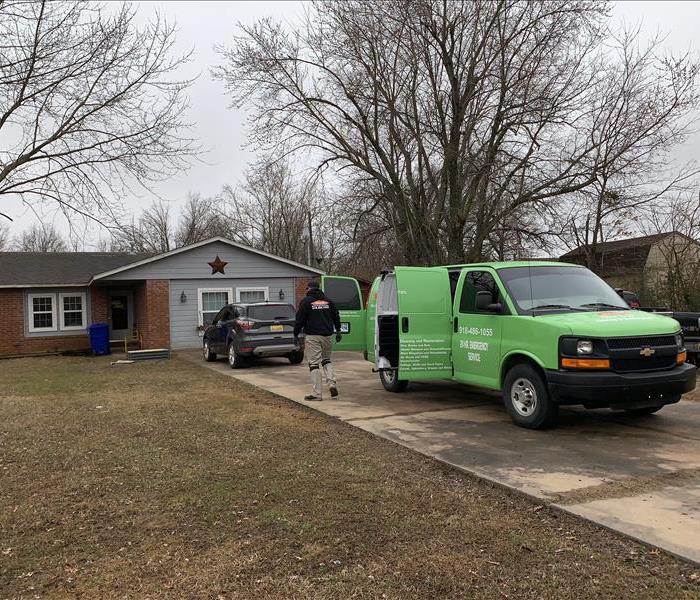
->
[476,290,503,314]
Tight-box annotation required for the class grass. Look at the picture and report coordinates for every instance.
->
[1,355,699,599]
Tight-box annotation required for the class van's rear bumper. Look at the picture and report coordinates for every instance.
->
[546,363,696,408]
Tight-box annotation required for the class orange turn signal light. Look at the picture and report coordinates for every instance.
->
[561,358,610,369]
[677,351,687,364]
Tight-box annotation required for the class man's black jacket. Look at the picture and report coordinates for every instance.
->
[294,289,341,336]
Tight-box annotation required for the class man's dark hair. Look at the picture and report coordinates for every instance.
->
[306,280,320,291]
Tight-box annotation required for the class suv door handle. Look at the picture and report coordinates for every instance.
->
[401,317,409,333]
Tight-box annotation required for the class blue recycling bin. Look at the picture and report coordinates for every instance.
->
[88,323,110,356]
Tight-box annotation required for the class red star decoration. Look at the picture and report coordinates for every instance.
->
[208,255,228,275]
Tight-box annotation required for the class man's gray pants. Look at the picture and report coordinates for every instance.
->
[305,334,336,397]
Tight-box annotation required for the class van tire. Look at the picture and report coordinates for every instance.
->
[380,369,408,393]
[503,364,558,429]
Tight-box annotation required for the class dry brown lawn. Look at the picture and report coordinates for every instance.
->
[1,355,699,599]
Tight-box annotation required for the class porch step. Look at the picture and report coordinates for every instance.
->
[126,348,171,361]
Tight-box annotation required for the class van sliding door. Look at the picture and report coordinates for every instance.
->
[395,267,453,379]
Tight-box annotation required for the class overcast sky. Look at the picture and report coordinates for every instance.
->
[4,0,700,247]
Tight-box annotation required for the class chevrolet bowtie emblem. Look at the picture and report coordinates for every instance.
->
[640,347,656,357]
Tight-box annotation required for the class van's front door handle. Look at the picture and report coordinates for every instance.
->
[401,317,409,333]
[453,316,458,332]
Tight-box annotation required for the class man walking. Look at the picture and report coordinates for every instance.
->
[294,280,342,401]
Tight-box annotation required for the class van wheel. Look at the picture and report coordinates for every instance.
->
[203,340,216,362]
[380,369,408,393]
[503,364,558,429]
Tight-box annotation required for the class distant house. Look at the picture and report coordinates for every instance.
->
[0,237,323,357]
[560,232,700,306]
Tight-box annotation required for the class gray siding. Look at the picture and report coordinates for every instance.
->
[169,277,296,349]
[102,241,316,281]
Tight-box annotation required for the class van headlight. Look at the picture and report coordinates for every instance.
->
[577,340,594,355]
[675,332,683,349]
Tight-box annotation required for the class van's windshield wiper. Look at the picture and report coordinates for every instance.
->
[530,304,581,311]
[579,302,629,310]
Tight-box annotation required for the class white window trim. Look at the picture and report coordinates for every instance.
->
[235,286,269,302]
[197,287,233,327]
[59,292,87,331]
[28,293,58,333]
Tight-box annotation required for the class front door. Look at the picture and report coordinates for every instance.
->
[109,292,133,339]
[452,269,505,389]
[395,266,453,380]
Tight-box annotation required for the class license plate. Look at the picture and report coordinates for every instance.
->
[270,324,284,332]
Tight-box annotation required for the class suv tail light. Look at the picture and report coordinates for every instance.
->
[237,319,255,330]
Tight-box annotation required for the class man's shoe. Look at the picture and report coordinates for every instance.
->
[329,386,338,398]
[304,394,322,401]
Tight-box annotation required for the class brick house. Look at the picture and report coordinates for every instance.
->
[0,238,323,357]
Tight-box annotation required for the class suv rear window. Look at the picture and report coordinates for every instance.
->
[247,304,295,320]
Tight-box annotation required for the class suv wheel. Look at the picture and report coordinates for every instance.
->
[380,369,408,392]
[288,350,304,365]
[203,340,216,362]
[228,342,247,369]
[503,363,558,429]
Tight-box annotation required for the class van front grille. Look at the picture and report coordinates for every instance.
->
[606,336,675,350]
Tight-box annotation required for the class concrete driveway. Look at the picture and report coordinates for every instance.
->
[183,349,700,565]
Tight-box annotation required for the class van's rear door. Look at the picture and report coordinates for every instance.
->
[395,266,453,379]
[365,276,381,363]
[320,275,366,351]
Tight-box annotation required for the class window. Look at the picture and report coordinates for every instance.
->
[59,293,87,330]
[247,304,295,320]
[498,266,629,313]
[28,294,57,332]
[198,288,232,327]
[236,287,269,303]
[323,277,361,310]
[459,271,503,314]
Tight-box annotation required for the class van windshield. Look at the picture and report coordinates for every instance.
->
[497,266,629,313]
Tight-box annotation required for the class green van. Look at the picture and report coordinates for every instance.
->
[321,262,697,429]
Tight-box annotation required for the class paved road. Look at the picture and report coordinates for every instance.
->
[183,350,700,564]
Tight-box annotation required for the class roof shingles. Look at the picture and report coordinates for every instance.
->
[0,252,149,286]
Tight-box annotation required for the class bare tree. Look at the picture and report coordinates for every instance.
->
[0,223,9,250]
[15,223,67,252]
[0,1,196,224]
[555,29,699,267]
[111,200,173,253]
[173,193,232,247]
[222,159,313,263]
[642,193,700,310]
[216,1,699,265]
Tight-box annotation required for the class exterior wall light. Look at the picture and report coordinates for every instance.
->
[279,289,285,300]
[180,291,187,303]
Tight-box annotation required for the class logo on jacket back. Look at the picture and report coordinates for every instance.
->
[311,300,330,310]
